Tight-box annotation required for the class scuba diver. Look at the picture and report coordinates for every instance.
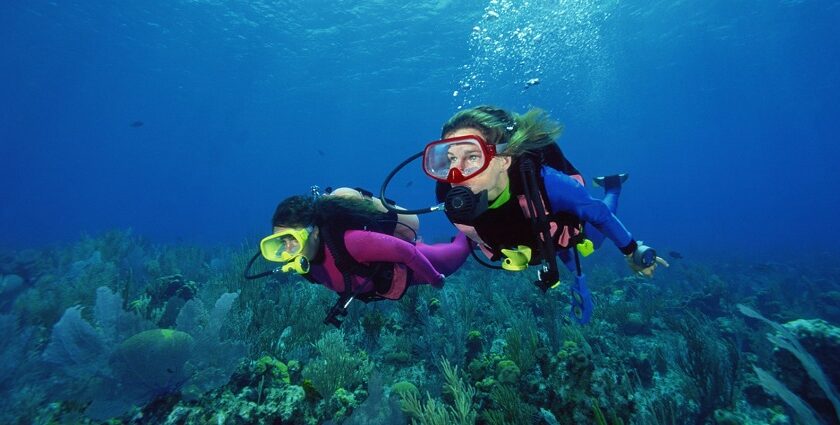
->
[244,187,471,328]
[379,106,668,324]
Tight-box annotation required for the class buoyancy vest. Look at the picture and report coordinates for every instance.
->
[304,219,410,302]
[436,143,586,264]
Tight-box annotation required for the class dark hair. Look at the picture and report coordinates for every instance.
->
[272,196,315,228]
[271,195,381,230]
[441,105,563,158]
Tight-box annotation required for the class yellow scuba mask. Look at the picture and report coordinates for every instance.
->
[260,227,313,274]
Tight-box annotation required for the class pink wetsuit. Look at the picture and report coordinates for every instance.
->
[307,231,471,295]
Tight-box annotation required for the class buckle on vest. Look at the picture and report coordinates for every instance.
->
[576,239,594,257]
[324,295,354,328]
[534,267,560,293]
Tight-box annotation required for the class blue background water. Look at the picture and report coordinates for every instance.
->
[2,0,839,258]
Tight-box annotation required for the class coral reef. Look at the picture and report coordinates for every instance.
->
[0,232,837,424]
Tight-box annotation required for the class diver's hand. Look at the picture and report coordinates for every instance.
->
[626,254,669,277]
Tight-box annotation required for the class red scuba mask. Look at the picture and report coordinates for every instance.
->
[422,134,501,184]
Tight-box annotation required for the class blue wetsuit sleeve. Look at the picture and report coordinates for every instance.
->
[541,166,634,250]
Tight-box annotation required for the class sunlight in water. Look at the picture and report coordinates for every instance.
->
[454,0,618,109]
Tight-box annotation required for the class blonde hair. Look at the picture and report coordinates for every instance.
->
[441,105,564,158]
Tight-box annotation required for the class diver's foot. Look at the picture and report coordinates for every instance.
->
[593,173,629,190]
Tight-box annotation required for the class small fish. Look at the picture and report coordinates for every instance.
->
[405,180,413,187]
[668,251,683,259]
[317,149,325,156]
[130,120,144,128]
[523,78,540,90]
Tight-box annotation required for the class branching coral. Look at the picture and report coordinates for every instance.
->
[738,304,840,424]
[303,329,372,399]
[672,314,741,424]
[400,358,477,425]
[42,286,245,420]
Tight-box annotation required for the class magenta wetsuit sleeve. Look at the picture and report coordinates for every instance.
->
[343,230,444,285]
[415,232,471,276]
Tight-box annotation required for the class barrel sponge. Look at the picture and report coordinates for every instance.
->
[110,329,194,395]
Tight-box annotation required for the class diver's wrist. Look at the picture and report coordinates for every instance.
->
[620,239,638,256]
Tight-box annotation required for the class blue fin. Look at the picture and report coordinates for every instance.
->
[570,274,594,324]
[592,173,629,190]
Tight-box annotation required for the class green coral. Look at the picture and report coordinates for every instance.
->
[399,358,476,425]
[496,360,521,385]
[503,312,540,373]
[254,356,290,384]
[301,379,320,402]
[466,330,483,363]
[392,381,419,398]
[428,297,441,314]
[360,310,389,341]
[557,340,578,360]
[475,377,496,393]
[468,353,503,382]
[302,330,372,399]
[484,384,538,425]
[384,351,412,364]
[329,387,359,422]
[128,294,152,315]
[263,385,306,421]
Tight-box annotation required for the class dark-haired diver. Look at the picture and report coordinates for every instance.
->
[380,106,668,323]
[245,187,470,328]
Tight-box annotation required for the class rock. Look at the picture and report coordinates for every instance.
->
[620,312,649,336]
[773,318,840,422]
[0,274,24,295]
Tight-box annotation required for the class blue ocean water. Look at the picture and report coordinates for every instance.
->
[2,0,839,254]
[3,3,840,424]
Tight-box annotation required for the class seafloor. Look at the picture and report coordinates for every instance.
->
[1,230,838,424]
